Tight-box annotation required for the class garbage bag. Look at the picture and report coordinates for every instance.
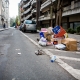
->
[40,37,47,42]
[55,44,66,50]
[38,40,46,46]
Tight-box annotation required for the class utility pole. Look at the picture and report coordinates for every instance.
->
[36,0,40,29]
[50,0,53,27]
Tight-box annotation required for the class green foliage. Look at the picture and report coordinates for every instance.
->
[76,26,80,33]
[10,17,15,27]
[67,28,76,34]
[37,26,42,30]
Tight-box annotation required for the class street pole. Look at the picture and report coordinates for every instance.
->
[36,0,40,29]
[50,0,53,27]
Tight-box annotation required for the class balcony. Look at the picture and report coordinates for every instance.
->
[31,0,36,6]
[20,0,23,6]
[24,14,32,20]
[31,8,36,14]
[39,14,55,21]
[23,0,27,2]
[21,13,24,16]
[23,6,32,15]
[21,18,24,21]
[41,0,55,10]
[23,1,30,8]
[63,1,80,16]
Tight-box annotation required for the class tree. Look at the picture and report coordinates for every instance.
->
[51,0,73,27]
[15,16,20,26]
[50,0,63,26]
[10,17,15,27]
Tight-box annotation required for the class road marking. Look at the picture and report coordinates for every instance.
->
[20,31,42,48]
[43,49,80,80]
[48,49,80,54]
[12,78,15,80]
[56,55,80,62]
[16,49,20,50]
[18,53,21,55]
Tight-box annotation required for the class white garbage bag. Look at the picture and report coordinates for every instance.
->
[38,37,47,46]
[55,44,66,50]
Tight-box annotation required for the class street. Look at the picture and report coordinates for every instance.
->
[0,28,78,80]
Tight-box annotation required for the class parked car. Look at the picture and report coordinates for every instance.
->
[19,23,23,31]
[22,20,37,32]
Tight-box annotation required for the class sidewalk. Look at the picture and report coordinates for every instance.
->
[0,28,9,31]
[68,33,80,42]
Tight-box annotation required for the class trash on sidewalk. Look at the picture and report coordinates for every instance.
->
[38,37,47,46]
[61,38,77,51]
[55,44,66,50]
[37,26,78,51]
[51,55,56,62]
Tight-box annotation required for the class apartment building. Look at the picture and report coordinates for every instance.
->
[39,0,80,30]
[62,0,80,30]
[0,0,9,28]
[19,0,80,30]
[19,0,37,23]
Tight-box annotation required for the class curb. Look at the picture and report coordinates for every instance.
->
[0,28,9,32]
[0,29,4,31]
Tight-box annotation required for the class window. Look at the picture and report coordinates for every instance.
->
[74,22,80,29]
[25,20,36,24]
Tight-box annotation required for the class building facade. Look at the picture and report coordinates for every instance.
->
[19,0,80,30]
[0,0,9,28]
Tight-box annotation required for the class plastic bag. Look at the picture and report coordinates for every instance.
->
[38,40,46,46]
[55,44,66,50]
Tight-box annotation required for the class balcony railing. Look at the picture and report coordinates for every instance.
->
[32,18,36,21]
[41,0,55,10]
[63,1,80,11]
[23,0,27,2]
[31,0,36,6]
[21,18,24,21]
[23,6,32,14]
[31,8,36,14]
[39,14,55,21]
[24,14,32,20]
[23,1,30,8]
[21,13,24,16]
[62,7,80,16]
[63,1,80,16]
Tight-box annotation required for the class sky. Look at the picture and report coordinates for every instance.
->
[9,0,21,18]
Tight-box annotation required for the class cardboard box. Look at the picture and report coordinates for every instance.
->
[68,44,77,51]
[44,32,52,41]
[61,38,77,51]
[58,39,62,44]
[61,38,77,44]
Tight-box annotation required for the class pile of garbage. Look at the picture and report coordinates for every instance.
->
[38,26,77,51]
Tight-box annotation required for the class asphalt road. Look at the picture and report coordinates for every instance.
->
[0,28,76,80]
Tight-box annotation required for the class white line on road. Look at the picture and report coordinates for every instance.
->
[48,49,80,54]
[15,49,20,50]
[20,31,42,48]
[57,55,80,62]
[18,53,21,55]
[43,49,80,80]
